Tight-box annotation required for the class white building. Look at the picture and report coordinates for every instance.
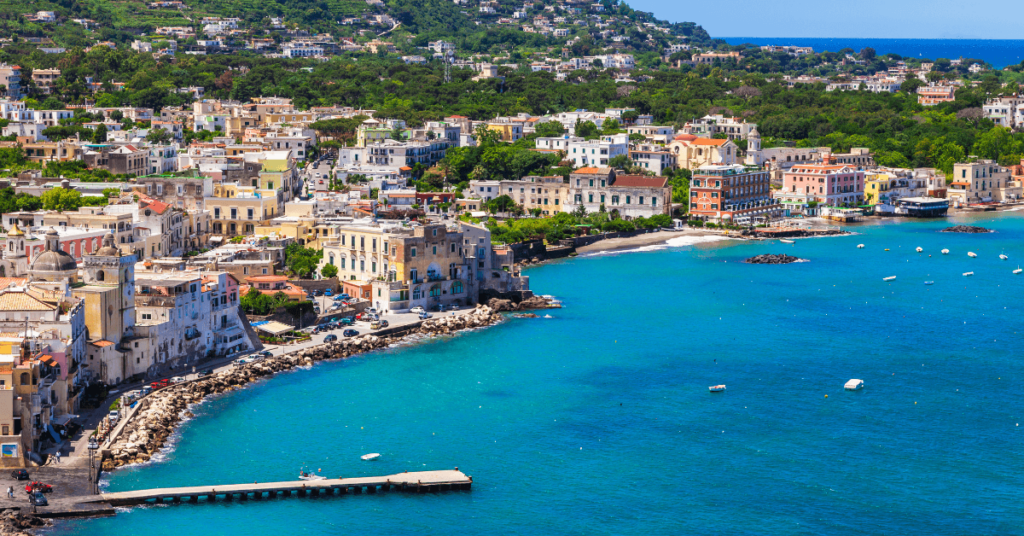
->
[566,133,629,167]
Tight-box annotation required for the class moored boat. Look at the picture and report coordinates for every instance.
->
[709,385,726,392]
[361,453,381,461]
[941,249,949,255]
[780,239,794,244]
[857,244,865,249]
[1014,267,1022,275]
[844,379,864,391]
[916,247,923,252]
[963,271,974,277]
[924,281,934,285]
[1000,254,1008,260]
[883,276,896,281]
[968,252,977,258]
[299,468,326,481]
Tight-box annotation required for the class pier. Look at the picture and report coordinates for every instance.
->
[88,470,472,507]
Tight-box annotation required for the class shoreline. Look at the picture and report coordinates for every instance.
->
[575,228,738,255]
[100,306,506,472]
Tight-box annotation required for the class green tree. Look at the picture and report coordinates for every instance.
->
[320,263,338,279]
[147,128,172,144]
[92,124,108,144]
[40,187,82,212]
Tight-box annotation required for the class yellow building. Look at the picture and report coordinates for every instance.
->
[864,173,895,205]
[485,122,523,142]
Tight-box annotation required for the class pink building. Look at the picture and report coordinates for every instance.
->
[778,164,865,207]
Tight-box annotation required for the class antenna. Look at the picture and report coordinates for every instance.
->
[444,48,454,84]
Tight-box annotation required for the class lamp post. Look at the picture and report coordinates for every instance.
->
[87,438,99,495]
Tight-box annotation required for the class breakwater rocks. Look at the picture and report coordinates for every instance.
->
[940,225,992,233]
[0,512,48,536]
[746,254,804,264]
[103,306,503,471]
[486,295,556,312]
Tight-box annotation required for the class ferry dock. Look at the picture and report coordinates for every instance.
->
[86,470,472,508]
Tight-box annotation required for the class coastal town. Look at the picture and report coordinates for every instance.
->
[0,0,1016,530]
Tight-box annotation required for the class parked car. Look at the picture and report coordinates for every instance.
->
[26,482,52,493]
[108,410,120,424]
[10,470,28,481]
[170,377,185,384]
[257,351,273,359]
[197,369,213,377]
[366,307,378,315]
[314,289,323,296]
[410,306,425,314]
[339,317,354,325]
[343,329,359,337]
[29,491,47,506]
[324,289,333,296]
[141,386,152,395]
[324,334,338,342]
[339,293,351,300]
[418,312,433,320]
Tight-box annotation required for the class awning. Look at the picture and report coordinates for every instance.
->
[46,424,60,444]
[210,236,224,243]
[38,355,54,365]
[53,414,78,426]
[254,321,294,336]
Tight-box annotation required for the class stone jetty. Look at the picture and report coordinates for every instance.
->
[103,306,503,470]
[940,225,992,233]
[746,254,804,264]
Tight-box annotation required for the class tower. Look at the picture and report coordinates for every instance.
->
[1,223,27,277]
[82,232,136,338]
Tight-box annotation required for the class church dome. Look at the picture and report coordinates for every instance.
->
[95,232,120,257]
[674,133,697,142]
[29,229,77,278]
[7,222,23,237]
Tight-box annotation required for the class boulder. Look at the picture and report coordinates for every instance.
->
[746,253,804,264]
[940,225,991,233]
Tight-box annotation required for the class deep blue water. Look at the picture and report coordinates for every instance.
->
[722,38,1024,69]
[53,213,1024,535]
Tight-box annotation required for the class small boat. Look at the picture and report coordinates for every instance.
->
[361,453,381,461]
[1014,267,1022,274]
[709,385,726,392]
[543,314,552,319]
[968,252,977,258]
[1000,254,1008,260]
[941,249,949,255]
[883,276,896,281]
[963,272,974,277]
[884,248,890,251]
[924,281,934,285]
[844,379,864,391]
[857,244,865,249]
[780,239,794,244]
[299,468,326,481]
[916,247,923,252]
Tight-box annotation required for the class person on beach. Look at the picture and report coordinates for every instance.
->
[55,451,60,464]
[7,486,12,498]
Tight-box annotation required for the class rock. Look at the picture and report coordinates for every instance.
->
[515,295,551,310]
[486,298,515,312]
[746,253,804,264]
[940,225,992,233]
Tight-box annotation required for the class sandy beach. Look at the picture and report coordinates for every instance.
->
[575,228,736,254]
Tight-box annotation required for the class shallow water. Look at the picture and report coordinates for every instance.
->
[54,213,1024,535]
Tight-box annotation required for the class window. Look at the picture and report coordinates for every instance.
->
[626,196,631,204]
[411,247,417,257]
[453,281,463,294]
[432,246,437,255]
[639,196,645,204]
[450,243,456,253]
[588,194,593,203]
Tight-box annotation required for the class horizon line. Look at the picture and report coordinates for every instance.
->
[716,36,1022,41]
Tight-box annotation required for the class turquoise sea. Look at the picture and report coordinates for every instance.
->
[722,38,1024,69]
[54,213,1024,535]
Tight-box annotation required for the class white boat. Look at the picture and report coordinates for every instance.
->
[924,281,934,285]
[299,469,326,481]
[941,249,949,255]
[963,272,974,277]
[916,247,923,252]
[709,385,726,392]
[1014,267,1022,275]
[968,252,977,258]
[1000,254,1008,260]
[361,453,381,461]
[883,276,896,281]
[780,239,795,244]
[857,244,865,249]
[844,379,864,391]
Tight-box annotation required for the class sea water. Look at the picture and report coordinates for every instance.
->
[54,213,1024,535]
[722,38,1024,69]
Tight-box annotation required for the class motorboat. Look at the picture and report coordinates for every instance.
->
[941,249,949,255]
[780,239,795,244]
[968,252,977,258]
[1000,254,1008,260]
[299,468,326,481]
[857,244,865,249]
[1014,267,1022,275]
[361,453,381,461]
[924,281,934,285]
[709,385,726,392]
[883,276,896,281]
[844,379,864,391]
[963,272,974,277]
[916,247,923,252]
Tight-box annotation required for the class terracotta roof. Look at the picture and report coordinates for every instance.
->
[90,340,115,348]
[399,166,412,171]
[0,292,54,312]
[573,167,610,174]
[613,175,668,188]
[245,275,289,282]
[0,278,28,290]
[689,138,729,146]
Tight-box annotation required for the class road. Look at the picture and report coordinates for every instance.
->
[304,158,334,194]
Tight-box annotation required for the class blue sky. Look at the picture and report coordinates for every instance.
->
[625,0,1017,39]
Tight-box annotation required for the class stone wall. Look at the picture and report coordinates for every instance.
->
[289,278,339,294]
